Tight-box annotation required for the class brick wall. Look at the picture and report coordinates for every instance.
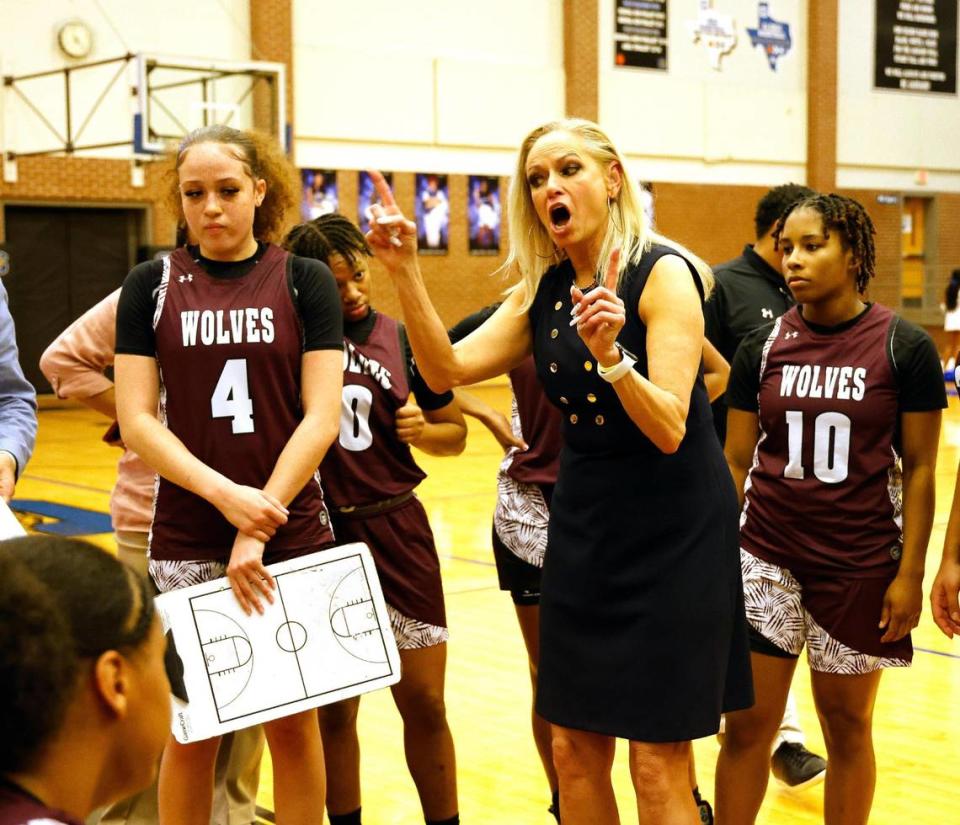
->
[565,0,599,121]
[2,162,937,332]
[336,172,514,327]
[250,0,293,131]
[0,155,176,244]
[653,182,767,267]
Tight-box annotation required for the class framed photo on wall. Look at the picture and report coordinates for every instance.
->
[468,175,501,255]
[358,171,394,234]
[414,173,449,254]
[301,169,338,221]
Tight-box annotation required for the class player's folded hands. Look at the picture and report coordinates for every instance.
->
[218,482,288,542]
[227,532,276,615]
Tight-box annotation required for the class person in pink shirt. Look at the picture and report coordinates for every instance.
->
[40,287,265,825]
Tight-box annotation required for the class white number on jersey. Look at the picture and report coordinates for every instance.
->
[339,385,374,451]
[783,410,851,484]
[211,358,255,434]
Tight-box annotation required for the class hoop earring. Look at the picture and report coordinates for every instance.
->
[608,198,624,234]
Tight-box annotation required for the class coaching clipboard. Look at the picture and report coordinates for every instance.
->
[156,542,401,743]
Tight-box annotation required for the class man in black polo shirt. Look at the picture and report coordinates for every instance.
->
[707,183,815,443]
[705,183,829,791]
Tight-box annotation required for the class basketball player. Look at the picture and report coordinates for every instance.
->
[705,183,827,789]
[284,214,464,825]
[715,194,945,824]
[114,125,343,825]
[0,536,169,825]
[39,284,266,825]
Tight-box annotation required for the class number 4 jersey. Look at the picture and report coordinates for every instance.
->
[128,244,341,562]
[727,303,946,579]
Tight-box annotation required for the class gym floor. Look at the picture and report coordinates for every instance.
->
[22,382,960,824]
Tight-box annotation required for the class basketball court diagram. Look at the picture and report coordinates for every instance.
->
[157,543,400,742]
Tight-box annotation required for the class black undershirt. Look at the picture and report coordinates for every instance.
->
[727,304,946,414]
[116,243,342,356]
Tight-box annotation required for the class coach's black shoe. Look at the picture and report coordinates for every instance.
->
[770,741,827,789]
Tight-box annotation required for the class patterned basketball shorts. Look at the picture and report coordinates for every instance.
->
[150,559,447,651]
[149,558,227,593]
[493,470,549,569]
[386,603,448,650]
[740,548,910,675]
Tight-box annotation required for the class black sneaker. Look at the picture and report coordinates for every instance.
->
[770,741,827,789]
[697,797,714,824]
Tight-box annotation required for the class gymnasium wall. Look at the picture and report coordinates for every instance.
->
[597,0,808,185]
[0,2,959,337]
[292,0,565,175]
[837,1,960,193]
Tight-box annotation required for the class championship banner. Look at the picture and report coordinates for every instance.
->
[875,0,957,94]
[614,0,668,70]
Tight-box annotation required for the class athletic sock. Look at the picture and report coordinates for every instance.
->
[329,808,362,825]
[548,789,561,822]
[424,816,459,825]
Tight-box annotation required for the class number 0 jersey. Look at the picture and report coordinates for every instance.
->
[320,311,452,507]
[148,245,334,561]
[727,303,945,579]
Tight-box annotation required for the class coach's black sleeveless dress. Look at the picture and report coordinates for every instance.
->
[532,246,753,741]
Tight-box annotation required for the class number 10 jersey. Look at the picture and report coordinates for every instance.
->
[733,303,938,579]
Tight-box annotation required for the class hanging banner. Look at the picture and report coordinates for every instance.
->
[688,0,737,71]
[875,0,957,94]
[746,2,793,71]
[614,0,668,70]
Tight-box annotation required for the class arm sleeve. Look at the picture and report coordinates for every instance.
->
[291,257,343,351]
[893,320,948,411]
[115,261,164,356]
[447,303,501,343]
[0,280,37,475]
[725,327,768,413]
[40,290,120,399]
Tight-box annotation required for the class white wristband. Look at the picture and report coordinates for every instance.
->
[597,346,637,383]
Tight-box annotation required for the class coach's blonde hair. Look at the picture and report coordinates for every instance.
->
[504,118,713,310]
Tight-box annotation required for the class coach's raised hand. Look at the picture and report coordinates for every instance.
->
[365,170,418,270]
[571,248,626,367]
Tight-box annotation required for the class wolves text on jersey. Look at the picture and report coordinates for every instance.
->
[779,364,867,401]
[343,339,393,390]
[179,308,275,347]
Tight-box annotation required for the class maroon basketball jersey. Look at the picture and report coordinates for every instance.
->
[150,245,332,561]
[740,304,903,578]
[0,782,82,825]
[320,312,426,506]
[506,357,561,485]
